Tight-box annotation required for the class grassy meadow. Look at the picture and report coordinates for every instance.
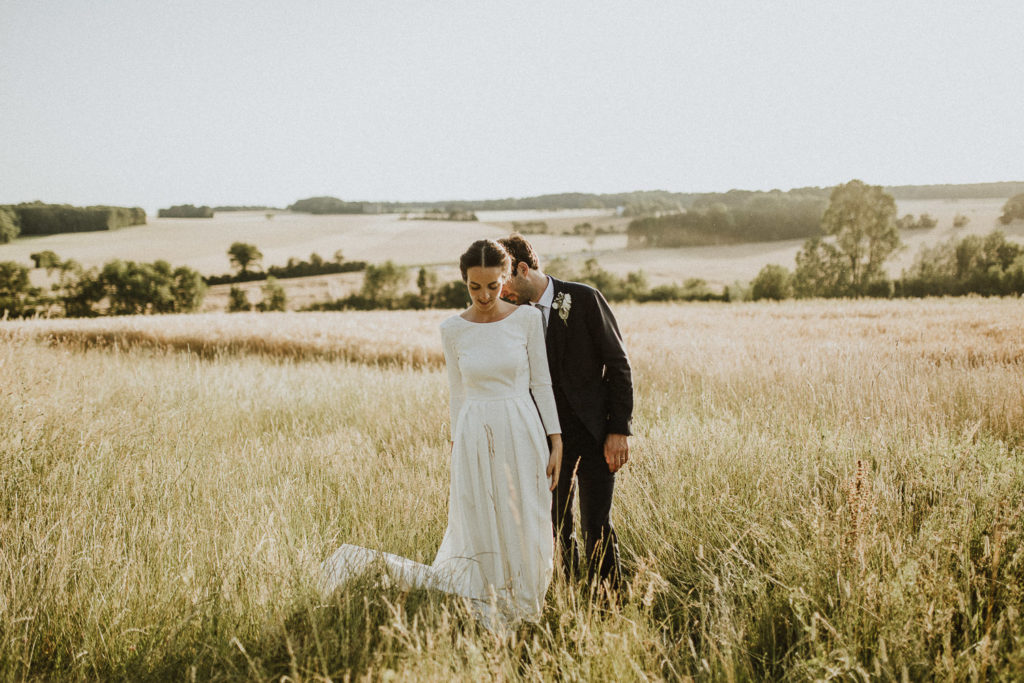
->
[2,299,1024,680]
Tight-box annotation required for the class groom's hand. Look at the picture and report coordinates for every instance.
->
[604,433,629,473]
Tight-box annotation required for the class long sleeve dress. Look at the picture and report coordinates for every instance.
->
[320,304,561,627]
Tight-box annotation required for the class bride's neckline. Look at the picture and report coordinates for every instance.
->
[458,305,524,325]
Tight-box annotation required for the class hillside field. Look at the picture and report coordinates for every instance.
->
[1,299,1022,679]
[2,199,1019,310]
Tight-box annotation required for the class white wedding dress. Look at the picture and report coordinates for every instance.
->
[320,304,561,627]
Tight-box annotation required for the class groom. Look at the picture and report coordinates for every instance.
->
[499,234,633,589]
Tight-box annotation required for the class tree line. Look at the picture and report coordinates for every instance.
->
[282,183,1024,217]
[627,189,829,247]
[304,257,727,314]
[1,252,205,318]
[158,204,213,218]
[203,243,367,285]
[886,182,1024,200]
[0,202,146,242]
[303,263,471,311]
[747,181,1024,300]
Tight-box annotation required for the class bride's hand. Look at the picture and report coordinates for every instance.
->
[546,434,563,492]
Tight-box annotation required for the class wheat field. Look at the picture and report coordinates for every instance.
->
[2,299,1023,680]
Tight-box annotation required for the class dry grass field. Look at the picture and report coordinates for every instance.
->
[2,298,1023,680]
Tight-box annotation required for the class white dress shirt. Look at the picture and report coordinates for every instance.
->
[534,275,555,326]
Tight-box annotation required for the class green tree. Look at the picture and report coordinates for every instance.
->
[818,179,901,296]
[0,207,20,244]
[1005,254,1024,293]
[228,286,251,312]
[417,266,438,301]
[360,261,408,303]
[30,250,61,271]
[750,264,794,300]
[171,266,206,312]
[899,231,1023,297]
[228,242,263,276]
[54,260,104,317]
[432,280,471,308]
[0,261,37,316]
[793,237,851,298]
[999,193,1024,225]
[257,276,287,312]
[101,260,176,315]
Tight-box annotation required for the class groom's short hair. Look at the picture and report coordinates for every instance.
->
[499,234,540,272]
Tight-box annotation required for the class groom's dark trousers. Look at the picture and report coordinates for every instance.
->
[552,387,620,587]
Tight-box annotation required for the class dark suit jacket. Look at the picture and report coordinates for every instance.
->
[544,277,633,444]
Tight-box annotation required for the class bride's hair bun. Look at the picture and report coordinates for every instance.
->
[459,239,512,281]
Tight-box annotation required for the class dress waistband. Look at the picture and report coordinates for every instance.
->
[464,392,532,402]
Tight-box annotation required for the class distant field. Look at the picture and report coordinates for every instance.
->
[597,198,1019,287]
[2,299,1022,679]
[2,199,1019,303]
[0,209,618,276]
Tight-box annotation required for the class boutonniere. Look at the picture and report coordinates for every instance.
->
[552,292,571,324]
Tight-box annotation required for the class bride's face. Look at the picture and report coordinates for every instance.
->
[465,265,506,313]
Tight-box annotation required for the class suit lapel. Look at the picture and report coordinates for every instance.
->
[545,277,566,368]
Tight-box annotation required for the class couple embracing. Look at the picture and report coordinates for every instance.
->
[321,234,633,627]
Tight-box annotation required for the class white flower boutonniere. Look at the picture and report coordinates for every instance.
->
[552,292,572,325]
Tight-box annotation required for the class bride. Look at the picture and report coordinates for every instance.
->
[320,239,563,627]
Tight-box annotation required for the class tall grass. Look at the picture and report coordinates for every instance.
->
[1,299,1022,679]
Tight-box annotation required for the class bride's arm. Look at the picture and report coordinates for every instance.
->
[441,323,465,442]
[524,307,563,490]
[525,307,560,437]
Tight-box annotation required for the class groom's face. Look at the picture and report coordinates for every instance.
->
[501,263,532,304]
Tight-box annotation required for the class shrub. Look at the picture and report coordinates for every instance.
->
[257,277,287,312]
[171,266,207,312]
[792,238,849,298]
[899,231,1024,297]
[12,202,145,234]
[999,193,1024,224]
[101,260,176,315]
[432,280,471,309]
[360,261,408,303]
[750,264,794,301]
[0,207,19,243]
[54,259,210,316]
[0,261,40,317]
[158,204,214,218]
[53,260,104,318]
[510,221,548,234]
[897,214,938,230]
[287,197,364,214]
[228,286,251,312]
[30,250,61,270]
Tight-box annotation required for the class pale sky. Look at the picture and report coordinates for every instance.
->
[2,0,1022,213]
